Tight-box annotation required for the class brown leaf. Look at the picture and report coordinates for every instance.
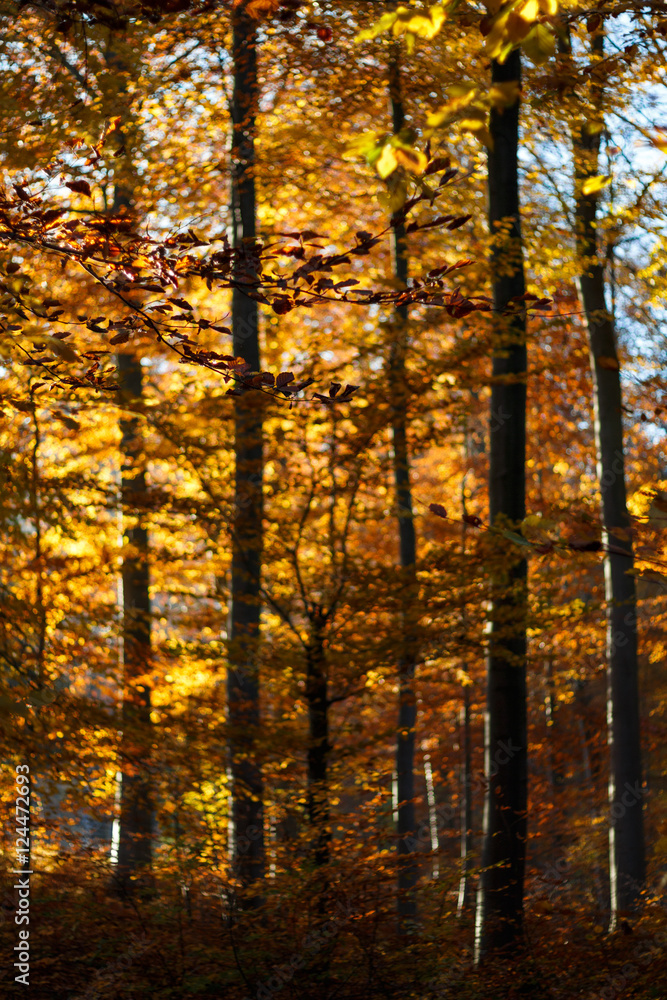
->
[42,209,64,226]
[429,503,448,519]
[424,156,451,176]
[66,179,92,197]
[569,538,602,552]
[109,330,131,345]
[271,296,293,314]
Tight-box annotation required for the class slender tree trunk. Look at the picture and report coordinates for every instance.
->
[112,122,154,888]
[117,352,153,887]
[475,49,528,961]
[569,30,645,922]
[388,46,419,927]
[457,685,473,916]
[458,462,474,916]
[306,619,330,871]
[576,709,608,911]
[227,4,264,889]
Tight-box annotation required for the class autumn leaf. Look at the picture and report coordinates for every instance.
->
[66,179,92,197]
[597,355,620,370]
[376,144,398,179]
[429,503,447,519]
[582,175,612,196]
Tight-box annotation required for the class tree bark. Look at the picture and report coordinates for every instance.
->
[475,49,528,961]
[227,4,265,890]
[569,30,645,923]
[306,618,330,871]
[117,351,153,888]
[111,112,154,889]
[388,46,419,927]
[457,685,474,916]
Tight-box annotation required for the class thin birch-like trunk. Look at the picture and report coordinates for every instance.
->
[388,45,419,927]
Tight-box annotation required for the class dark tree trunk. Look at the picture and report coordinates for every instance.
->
[306,619,330,871]
[475,49,528,961]
[117,352,153,887]
[388,46,419,927]
[227,4,264,890]
[569,30,645,923]
[111,130,153,888]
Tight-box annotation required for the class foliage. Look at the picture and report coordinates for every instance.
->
[1,0,667,998]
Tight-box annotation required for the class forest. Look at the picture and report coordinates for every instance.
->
[1,0,667,996]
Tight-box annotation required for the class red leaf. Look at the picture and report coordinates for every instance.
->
[424,156,451,176]
[463,514,482,527]
[429,503,448,519]
[109,330,131,345]
[272,296,293,314]
[66,179,92,197]
[42,209,64,226]
[277,372,294,388]
[447,214,472,230]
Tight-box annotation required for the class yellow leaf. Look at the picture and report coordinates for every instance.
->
[463,121,493,148]
[484,7,512,59]
[376,144,398,179]
[507,0,539,43]
[427,86,478,129]
[489,81,521,108]
[378,176,409,213]
[28,334,78,361]
[394,146,428,174]
[522,22,556,63]
[406,4,447,39]
[633,488,667,528]
[582,174,612,195]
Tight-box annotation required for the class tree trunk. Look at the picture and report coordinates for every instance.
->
[227,4,264,890]
[306,620,330,871]
[475,49,528,961]
[388,46,419,927]
[569,30,645,923]
[117,351,153,888]
[457,685,473,916]
[112,124,153,889]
